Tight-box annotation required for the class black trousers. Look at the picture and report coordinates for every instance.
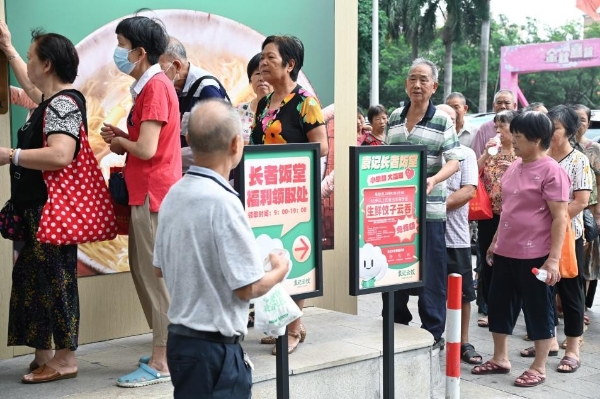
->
[167,331,252,399]
[392,221,447,341]
[477,214,501,305]
[555,237,586,337]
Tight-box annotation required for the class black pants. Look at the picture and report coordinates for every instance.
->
[167,331,252,399]
[555,237,586,337]
[478,215,501,305]
[392,221,447,341]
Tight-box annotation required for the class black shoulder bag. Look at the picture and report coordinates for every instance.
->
[584,208,599,241]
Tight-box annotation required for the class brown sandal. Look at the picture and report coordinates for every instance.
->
[21,364,78,384]
[514,370,545,387]
[260,336,276,345]
[263,324,305,346]
[299,323,306,342]
[471,360,511,375]
[271,331,302,355]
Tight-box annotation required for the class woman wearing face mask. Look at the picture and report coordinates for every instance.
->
[100,16,181,388]
[238,53,273,145]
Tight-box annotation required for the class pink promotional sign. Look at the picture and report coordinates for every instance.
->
[500,38,600,107]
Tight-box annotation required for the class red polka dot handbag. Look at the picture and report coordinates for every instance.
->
[37,93,118,245]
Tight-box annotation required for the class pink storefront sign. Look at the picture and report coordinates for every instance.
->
[500,38,600,107]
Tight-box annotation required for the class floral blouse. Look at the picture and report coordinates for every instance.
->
[576,140,600,206]
[250,84,325,145]
[482,152,518,215]
[237,101,255,143]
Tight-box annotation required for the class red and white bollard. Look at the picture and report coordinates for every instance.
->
[446,273,462,399]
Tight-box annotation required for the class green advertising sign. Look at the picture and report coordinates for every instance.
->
[236,144,323,300]
[349,146,427,295]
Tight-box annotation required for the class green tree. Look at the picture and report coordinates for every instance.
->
[357,0,389,109]
[440,0,489,98]
[381,0,438,60]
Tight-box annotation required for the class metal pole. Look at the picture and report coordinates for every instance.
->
[382,291,394,399]
[445,273,462,399]
[276,331,289,399]
[371,0,379,105]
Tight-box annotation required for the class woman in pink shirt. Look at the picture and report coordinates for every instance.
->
[472,111,570,388]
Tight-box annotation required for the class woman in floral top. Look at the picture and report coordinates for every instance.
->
[237,53,272,144]
[250,34,328,355]
[572,104,600,312]
[249,35,327,155]
[476,110,518,328]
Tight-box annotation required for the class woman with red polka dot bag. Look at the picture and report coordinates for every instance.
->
[36,92,118,246]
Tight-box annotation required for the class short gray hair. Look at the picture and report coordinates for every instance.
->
[493,89,516,103]
[187,99,242,155]
[163,36,187,61]
[409,57,438,83]
[445,92,466,104]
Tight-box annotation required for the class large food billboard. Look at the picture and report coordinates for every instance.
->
[6,0,334,276]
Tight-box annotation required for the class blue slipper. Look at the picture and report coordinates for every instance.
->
[138,355,151,365]
[117,363,171,388]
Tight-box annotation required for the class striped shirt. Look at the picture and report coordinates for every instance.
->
[446,145,478,248]
[385,101,464,220]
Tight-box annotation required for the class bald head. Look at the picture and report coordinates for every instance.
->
[187,99,242,156]
[436,104,456,125]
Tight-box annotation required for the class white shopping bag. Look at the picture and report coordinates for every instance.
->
[254,283,302,337]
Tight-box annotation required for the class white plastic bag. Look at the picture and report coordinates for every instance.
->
[254,283,302,337]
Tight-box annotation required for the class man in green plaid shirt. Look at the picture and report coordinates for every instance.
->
[385,58,463,348]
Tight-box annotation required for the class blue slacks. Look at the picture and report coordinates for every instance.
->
[167,332,252,399]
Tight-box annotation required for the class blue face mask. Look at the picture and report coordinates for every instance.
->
[113,46,137,75]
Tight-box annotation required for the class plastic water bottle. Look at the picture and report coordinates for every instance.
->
[487,134,501,156]
[531,268,547,281]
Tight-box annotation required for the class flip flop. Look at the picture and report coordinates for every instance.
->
[514,370,545,387]
[584,313,591,325]
[477,317,489,328]
[21,364,77,384]
[472,360,511,375]
[519,346,559,358]
[116,363,171,388]
[557,355,581,373]
[461,343,482,365]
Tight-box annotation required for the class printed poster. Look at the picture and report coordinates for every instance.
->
[240,145,322,299]
[350,146,426,295]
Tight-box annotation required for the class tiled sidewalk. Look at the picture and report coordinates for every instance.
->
[1,291,600,398]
